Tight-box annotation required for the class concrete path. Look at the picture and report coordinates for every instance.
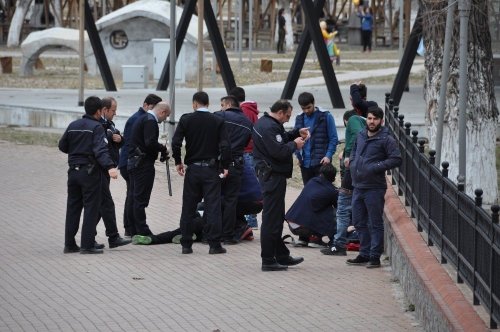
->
[0,140,422,332]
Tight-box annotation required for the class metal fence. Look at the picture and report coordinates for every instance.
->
[384,94,500,329]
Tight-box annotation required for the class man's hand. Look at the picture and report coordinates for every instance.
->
[294,137,305,150]
[108,167,118,179]
[112,134,122,143]
[344,157,350,168]
[298,127,310,140]
[320,157,331,164]
[176,163,185,176]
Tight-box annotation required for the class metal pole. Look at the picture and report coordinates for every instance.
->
[198,0,204,90]
[249,0,253,62]
[436,0,456,165]
[238,0,243,66]
[169,0,177,138]
[458,0,471,182]
[398,0,403,61]
[78,0,85,106]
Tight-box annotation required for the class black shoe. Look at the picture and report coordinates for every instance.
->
[94,241,105,249]
[277,256,304,266]
[109,236,132,248]
[209,247,227,254]
[80,247,104,254]
[346,255,370,265]
[223,238,239,245]
[366,259,381,268]
[182,247,193,254]
[320,245,347,256]
[63,244,80,254]
[261,262,288,271]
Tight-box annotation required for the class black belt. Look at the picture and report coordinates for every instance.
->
[69,164,92,171]
[190,159,214,167]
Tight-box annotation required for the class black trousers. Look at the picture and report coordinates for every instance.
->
[361,29,372,51]
[221,165,243,241]
[151,216,205,244]
[119,167,132,235]
[258,173,290,264]
[180,164,222,249]
[300,165,321,185]
[129,164,155,236]
[65,167,102,249]
[96,174,119,238]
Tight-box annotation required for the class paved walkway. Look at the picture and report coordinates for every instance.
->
[0,141,422,331]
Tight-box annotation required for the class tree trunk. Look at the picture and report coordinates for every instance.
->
[7,0,33,47]
[423,0,499,204]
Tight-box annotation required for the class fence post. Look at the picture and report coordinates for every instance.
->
[429,150,436,165]
[388,99,394,112]
[418,139,425,153]
[490,205,499,328]
[457,175,465,192]
[472,188,483,305]
[474,189,483,207]
[405,122,411,136]
[412,130,419,144]
[398,114,405,127]
[456,175,465,284]
[441,162,449,178]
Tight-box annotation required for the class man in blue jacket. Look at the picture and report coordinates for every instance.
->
[346,106,401,268]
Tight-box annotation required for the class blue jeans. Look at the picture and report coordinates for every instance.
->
[351,188,386,259]
[333,192,352,247]
[243,152,258,228]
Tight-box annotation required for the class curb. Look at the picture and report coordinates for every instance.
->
[384,183,489,332]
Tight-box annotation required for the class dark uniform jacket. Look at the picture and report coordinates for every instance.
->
[128,112,165,167]
[350,126,402,189]
[214,108,252,161]
[100,117,123,165]
[118,107,146,169]
[285,176,338,236]
[172,110,231,168]
[58,114,115,170]
[252,112,300,178]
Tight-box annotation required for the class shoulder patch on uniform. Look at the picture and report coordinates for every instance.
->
[104,137,108,144]
[275,134,283,143]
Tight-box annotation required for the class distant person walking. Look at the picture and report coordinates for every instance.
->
[277,8,286,54]
[357,6,373,52]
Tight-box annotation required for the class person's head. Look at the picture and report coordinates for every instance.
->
[319,21,327,30]
[320,163,337,183]
[193,91,209,109]
[101,97,117,121]
[269,99,292,124]
[220,95,239,111]
[153,101,171,123]
[343,109,357,126]
[228,86,245,102]
[278,8,285,16]
[366,106,384,134]
[84,96,102,117]
[298,92,316,116]
[143,94,162,110]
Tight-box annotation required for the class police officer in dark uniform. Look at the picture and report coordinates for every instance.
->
[59,96,119,254]
[172,91,231,255]
[214,95,252,244]
[119,94,162,236]
[128,101,171,236]
[252,99,308,271]
[96,97,131,248]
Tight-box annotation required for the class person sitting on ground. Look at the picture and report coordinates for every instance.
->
[284,163,339,248]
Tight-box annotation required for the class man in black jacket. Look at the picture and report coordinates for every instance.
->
[215,95,252,245]
[128,101,171,236]
[59,96,119,254]
[96,97,131,249]
[252,99,308,271]
[172,91,231,255]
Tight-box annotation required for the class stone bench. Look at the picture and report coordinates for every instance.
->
[20,27,96,76]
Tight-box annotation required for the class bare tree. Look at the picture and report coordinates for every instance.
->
[7,0,32,47]
[422,0,499,204]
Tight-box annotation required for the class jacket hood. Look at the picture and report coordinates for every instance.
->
[240,101,259,115]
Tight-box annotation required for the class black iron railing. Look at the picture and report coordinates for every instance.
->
[384,93,500,329]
